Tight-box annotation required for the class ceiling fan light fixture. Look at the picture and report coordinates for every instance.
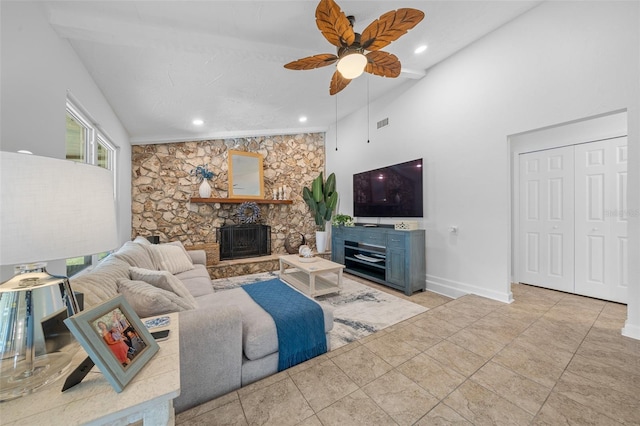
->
[284,0,424,94]
[336,51,367,79]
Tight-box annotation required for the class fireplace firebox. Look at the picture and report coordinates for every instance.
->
[217,224,271,260]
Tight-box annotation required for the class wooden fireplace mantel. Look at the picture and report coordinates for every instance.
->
[190,197,292,205]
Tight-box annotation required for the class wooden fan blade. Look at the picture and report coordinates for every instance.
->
[365,51,401,78]
[284,54,338,70]
[361,8,425,51]
[316,0,355,47]
[330,70,352,95]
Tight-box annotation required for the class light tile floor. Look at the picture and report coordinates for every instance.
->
[176,276,640,425]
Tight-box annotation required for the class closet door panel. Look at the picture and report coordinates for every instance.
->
[574,137,628,303]
[518,147,574,292]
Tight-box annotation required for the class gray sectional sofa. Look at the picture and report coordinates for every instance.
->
[70,238,334,413]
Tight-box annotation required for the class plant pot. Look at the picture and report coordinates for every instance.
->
[199,180,212,198]
[315,230,327,253]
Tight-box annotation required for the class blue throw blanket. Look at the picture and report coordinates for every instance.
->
[242,279,327,371]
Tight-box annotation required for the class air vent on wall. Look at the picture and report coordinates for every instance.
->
[377,118,389,129]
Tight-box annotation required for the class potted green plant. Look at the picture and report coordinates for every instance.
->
[302,172,338,253]
[333,213,354,227]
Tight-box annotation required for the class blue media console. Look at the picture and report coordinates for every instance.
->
[331,225,426,296]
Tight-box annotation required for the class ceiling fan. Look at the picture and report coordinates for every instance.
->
[284,0,424,95]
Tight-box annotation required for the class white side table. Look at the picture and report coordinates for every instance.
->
[1,313,180,426]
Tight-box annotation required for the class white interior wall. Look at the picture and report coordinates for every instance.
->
[0,2,132,279]
[325,0,640,326]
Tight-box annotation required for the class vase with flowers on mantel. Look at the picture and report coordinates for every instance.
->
[199,180,212,198]
[191,165,215,198]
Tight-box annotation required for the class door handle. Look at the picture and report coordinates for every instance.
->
[592,227,599,231]
[552,226,559,229]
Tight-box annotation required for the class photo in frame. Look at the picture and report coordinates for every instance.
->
[63,295,159,392]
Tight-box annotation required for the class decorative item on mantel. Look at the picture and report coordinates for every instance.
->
[191,165,215,198]
[272,185,288,200]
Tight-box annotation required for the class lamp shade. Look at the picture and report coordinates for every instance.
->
[0,152,119,266]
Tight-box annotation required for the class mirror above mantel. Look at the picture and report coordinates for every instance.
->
[228,150,265,199]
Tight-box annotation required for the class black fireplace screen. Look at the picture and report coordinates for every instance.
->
[217,224,271,260]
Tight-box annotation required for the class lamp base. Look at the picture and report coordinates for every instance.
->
[0,351,73,401]
[0,267,80,401]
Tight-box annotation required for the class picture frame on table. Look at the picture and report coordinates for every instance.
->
[63,295,159,392]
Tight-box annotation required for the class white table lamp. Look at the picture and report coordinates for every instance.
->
[0,151,119,401]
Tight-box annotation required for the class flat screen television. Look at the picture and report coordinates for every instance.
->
[353,158,423,218]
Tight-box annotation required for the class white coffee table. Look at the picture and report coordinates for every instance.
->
[279,254,344,298]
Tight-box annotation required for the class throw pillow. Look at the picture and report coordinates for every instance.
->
[117,278,195,317]
[129,267,198,308]
[112,241,156,270]
[69,256,130,309]
[133,236,152,245]
[147,243,194,274]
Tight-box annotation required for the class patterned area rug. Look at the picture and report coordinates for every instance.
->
[212,271,428,350]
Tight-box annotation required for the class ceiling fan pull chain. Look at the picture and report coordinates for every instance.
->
[335,93,339,151]
[367,74,370,144]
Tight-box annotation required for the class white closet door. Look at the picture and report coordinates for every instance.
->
[518,146,575,292]
[574,137,628,303]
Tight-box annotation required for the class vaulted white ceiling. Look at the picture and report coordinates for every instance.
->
[44,1,542,144]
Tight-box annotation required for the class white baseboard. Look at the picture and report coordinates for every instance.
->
[425,280,468,300]
[622,321,640,341]
[426,275,513,303]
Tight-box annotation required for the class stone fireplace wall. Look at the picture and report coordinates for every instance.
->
[131,133,325,255]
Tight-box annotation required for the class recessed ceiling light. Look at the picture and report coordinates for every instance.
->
[414,45,427,54]
[299,116,308,123]
[192,119,204,126]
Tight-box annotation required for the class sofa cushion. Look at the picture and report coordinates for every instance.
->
[147,243,194,274]
[175,264,214,298]
[130,267,198,308]
[186,249,206,266]
[241,353,278,387]
[196,289,278,360]
[118,278,196,317]
[69,256,131,309]
[112,241,156,270]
